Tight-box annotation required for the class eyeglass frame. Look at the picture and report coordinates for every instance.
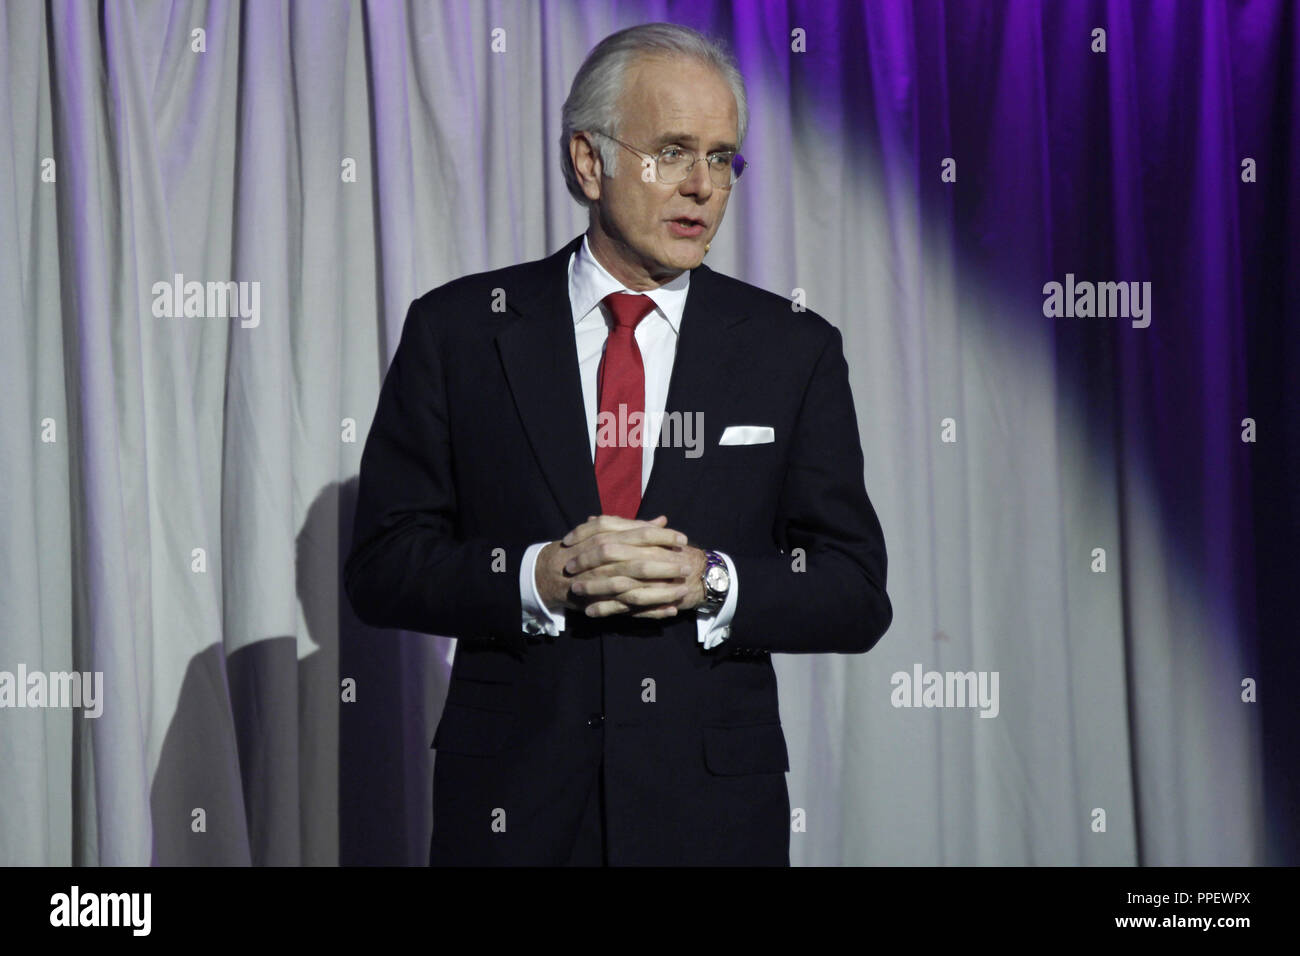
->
[589,131,747,188]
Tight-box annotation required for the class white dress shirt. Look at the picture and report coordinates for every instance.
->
[518,234,738,649]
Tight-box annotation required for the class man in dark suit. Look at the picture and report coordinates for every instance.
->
[344,22,891,866]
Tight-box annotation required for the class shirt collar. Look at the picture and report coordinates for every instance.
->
[569,232,690,333]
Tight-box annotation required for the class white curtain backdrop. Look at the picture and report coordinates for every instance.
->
[0,0,1262,865]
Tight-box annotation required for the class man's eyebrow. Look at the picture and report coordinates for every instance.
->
[651,131,738,152]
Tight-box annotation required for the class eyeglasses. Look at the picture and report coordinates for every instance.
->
[593,132,747,188]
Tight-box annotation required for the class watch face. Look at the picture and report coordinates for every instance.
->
[705,565,729,591]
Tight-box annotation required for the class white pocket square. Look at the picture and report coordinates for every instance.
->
[719,425,775,445]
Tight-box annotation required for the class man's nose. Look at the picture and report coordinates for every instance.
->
[679,158,714,199]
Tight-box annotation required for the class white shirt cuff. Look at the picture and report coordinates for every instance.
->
[520,541,566,637]
[695,550,737,650]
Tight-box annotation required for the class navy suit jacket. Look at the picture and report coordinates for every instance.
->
[344,233,892,865]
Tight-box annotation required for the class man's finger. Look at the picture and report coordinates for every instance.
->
[583,582,690,616]
[586,597,681,618]
[562,513,669,547]
[567,547,691,577]
[570,559,690,591]
[574,576,688,601]
[630,604,684,619]
[619,525,690,548]
[565,543,688,576]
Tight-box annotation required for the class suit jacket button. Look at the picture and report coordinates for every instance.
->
[586,713,604,728]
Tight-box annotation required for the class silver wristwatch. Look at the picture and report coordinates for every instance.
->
[699,550,730,615]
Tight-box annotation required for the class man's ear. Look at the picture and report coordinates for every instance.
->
[570,133,603,202]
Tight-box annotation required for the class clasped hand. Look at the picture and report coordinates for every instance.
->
[535,515,708,619]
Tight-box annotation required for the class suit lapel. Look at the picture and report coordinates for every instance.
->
[495,235,746,531]
[495,235,601,530]
[635,263,744,523]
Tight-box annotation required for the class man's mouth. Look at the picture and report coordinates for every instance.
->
[668,217,707,237]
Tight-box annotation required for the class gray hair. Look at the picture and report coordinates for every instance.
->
[559,22,749,207]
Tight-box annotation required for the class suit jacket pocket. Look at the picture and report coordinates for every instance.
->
[701,721,790,775]
[431,702,517,755]
[708,440,780,470]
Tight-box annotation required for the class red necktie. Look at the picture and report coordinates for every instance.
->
[595,292,656,519]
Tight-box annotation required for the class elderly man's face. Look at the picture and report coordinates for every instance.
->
[582,55,740,288]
